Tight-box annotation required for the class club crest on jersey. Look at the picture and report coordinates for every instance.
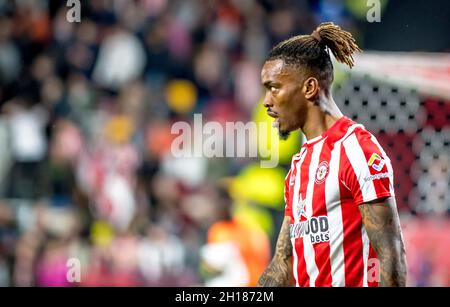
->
[315,161,329,184]
[368,153,385,172]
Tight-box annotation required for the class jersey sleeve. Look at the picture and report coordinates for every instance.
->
[340,129,395,206]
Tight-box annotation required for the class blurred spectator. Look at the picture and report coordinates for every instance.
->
[93,27,146,89]
[3,97,48,200]
[200,185,270,287]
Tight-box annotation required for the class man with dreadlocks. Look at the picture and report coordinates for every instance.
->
[258,22,407,287]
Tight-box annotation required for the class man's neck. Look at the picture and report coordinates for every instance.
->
[301,96,343,141]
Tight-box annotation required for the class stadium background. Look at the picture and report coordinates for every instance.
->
[0,0,449,286]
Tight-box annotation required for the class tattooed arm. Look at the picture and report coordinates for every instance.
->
[359,197,407,287]
[257,216,294,287]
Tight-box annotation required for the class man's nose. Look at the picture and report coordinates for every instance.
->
[263,95,273,108]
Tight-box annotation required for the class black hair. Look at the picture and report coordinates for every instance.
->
[267,22,362,90]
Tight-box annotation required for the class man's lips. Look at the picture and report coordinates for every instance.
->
[267,110,280,128]
[266,110,278,118]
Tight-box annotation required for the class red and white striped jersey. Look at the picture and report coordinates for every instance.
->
[284,116,395,287]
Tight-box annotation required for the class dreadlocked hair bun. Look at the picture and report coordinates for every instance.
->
[312,22,362,68]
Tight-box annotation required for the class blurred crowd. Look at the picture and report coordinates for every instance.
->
[0,0,448,286]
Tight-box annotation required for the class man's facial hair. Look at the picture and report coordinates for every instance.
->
[279,129,290,140]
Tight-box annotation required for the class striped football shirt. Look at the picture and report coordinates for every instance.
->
[285,116,395,287]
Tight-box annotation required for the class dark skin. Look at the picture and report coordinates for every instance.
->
[359,197,407,286]
[261,59,343,140]
[257,216,293,287]
[257,59,407,287]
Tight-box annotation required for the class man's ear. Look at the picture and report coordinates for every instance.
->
[303,77,320,100]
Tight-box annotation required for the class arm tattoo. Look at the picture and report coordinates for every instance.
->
[359,198,407,287]
[257,217,294,287]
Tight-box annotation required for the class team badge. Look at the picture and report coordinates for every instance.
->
[315,161,329,184]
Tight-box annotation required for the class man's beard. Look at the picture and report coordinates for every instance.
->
[278,129,290,140]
